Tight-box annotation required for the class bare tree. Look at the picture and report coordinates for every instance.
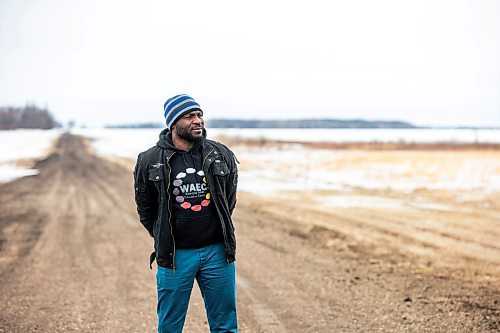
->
[0,105,56,130]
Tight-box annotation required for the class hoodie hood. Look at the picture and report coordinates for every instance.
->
[156,127,207,151]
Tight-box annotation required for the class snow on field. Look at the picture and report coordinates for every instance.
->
[73,128,500,208]
[1,128,498,210]
[0,129,62,183]
[74,128,500,159]
[72,128,158,158]
[210,128,500,144]
[234,146,500,197]
[0,165,40,183]
[75,127,500,150]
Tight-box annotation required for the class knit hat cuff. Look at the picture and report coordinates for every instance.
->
[163,94,202,129]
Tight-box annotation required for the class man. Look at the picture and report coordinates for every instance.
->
[133,94,238,333]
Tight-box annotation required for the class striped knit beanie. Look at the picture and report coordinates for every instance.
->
[163,94,202,129]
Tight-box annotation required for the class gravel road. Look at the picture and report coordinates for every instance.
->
[0,133,498,332]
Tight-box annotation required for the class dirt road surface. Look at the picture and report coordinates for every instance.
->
[0,134,498,332]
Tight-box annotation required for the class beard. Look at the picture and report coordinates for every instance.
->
[174,125,204,144]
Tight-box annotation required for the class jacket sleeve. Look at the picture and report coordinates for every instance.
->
[225,150,238,215]
[133,153,158,237]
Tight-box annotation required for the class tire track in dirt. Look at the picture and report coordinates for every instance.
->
[0,134,158,332]
[233,192,500,332]
[253,193,500,278]
[335,209,500,264]
[236,275,288,333]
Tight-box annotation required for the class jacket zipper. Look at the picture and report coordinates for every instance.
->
[165,153,176,271]
[202,148,230,262]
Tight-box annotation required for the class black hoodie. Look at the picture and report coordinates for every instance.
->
[163,130,223,248]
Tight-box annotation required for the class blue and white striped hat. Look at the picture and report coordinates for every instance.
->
[163,94,202,129]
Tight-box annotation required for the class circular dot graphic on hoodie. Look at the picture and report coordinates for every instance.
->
[174,167,213,212]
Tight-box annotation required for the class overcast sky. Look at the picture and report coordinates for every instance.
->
[0,0,499,127]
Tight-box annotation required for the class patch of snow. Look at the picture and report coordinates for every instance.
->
[325,195,405,209]
[72,128,158,158]
[0,129,61,163]
[409,202,455,212]
[0,129,61,183]
[0,164,39,183]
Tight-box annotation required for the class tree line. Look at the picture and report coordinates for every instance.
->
[106,118,418,129]
[0,105,57,130]
[205,118,417,128]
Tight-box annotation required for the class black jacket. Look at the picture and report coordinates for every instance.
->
[133,128,238,269]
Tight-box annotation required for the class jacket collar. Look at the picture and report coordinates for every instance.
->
[157,128,212,159]
[157,128,206,149]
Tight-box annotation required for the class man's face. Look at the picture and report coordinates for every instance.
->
[172,110,204,143]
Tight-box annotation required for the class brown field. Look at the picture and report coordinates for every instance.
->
[0,134,498,332]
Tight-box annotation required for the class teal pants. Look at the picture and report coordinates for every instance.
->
[156,243,238,333]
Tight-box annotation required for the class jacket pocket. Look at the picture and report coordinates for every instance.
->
[134,183,146,193]
[211,159,230,177]
[148,168,165,181]
[134,183,149,210]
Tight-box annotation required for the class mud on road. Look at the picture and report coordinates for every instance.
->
[0,134,498,332]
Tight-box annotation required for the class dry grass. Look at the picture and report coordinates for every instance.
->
[215,134,500,151]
